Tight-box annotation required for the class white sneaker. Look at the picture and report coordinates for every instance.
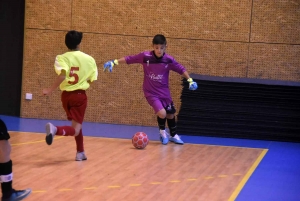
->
[76,152,87,161]
[45,122,57,145]
[159,130,169,145]
[169,134,184,145]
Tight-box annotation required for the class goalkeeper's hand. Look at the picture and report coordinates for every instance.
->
[103,59,119,72]
[187,78,198,90]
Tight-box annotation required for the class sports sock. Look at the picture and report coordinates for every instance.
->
[75,129,84,152]
[167,117,177,137]
[0,160,13,198]
[157,116,166,130]
[56,126,76,136]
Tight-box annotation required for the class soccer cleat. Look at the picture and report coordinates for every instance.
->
[75,152,87,161]
[159,130,169,145]
[169,134,184,145]
[45,122,57,145]
[1,188,32,201]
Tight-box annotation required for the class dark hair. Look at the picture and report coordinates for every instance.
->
[152,34,167,45]
[65,30,83,50]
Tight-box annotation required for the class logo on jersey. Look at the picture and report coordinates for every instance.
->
[147,72,163,82]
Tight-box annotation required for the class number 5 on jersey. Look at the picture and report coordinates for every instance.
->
[68,67,79,85]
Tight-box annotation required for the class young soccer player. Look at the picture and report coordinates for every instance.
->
[103,34,197,145]
[0,119,31,201]
[42,30,98,161]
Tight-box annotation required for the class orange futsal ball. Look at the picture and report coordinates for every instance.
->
[132,132,149,149]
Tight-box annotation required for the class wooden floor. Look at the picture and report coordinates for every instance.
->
[9,132,267,201]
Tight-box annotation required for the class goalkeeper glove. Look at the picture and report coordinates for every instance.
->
[187,78,198,90]
[103,59,119,72]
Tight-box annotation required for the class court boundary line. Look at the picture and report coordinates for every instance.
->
[9,131,267,199]
[9,131,64,146]
[228,149,268,201]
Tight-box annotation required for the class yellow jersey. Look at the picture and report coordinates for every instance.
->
[54,51,98,91]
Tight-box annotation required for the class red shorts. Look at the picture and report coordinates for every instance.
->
[61,90,87,124]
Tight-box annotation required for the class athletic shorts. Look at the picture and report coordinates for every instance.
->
[0,119,10,140]
[146,96,176,114]
[61,90,87,124]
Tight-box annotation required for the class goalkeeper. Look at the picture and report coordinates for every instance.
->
[103,34,198,145]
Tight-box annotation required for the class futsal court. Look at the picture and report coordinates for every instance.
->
[2,115,300,201]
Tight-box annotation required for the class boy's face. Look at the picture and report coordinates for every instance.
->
[153,44,167,58]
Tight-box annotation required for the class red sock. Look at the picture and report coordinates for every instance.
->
[75,129,84,152]
[56,126,75,136]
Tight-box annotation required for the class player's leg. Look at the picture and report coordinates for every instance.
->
[147,97,169,145]
[57,90,87,160]
[0,120,31,200]
[165,103,184,145]
[68,92,87,161]
[45,91,84,145]
[73,124,86,161]
[0,141,13,199]
[75,129,85,161]
[157,109,169,145]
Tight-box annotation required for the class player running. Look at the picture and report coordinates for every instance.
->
[42,30,98,161]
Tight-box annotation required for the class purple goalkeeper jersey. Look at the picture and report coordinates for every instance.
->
[125,51,186,98]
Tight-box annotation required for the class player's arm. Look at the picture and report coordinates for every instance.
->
[103,52,145,72]
[181,71,191,80]
[181,71,198,90]
[87,59,99,84]
[114,57,126,65]
[42,70,66,95]
[103,57,126,72]
[171,58,198,91]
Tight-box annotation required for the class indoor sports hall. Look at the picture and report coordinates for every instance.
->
[1,115,300,201]
[1,1,299,201]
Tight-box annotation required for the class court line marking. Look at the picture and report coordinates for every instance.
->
[9,131,265,198]
[11,136,64,146]
[9,131,267,149]
[228,149,268,201]
[83,187,97,190]
[129,184,142,186]
[32,190,46,193]
[108,186,121,188]
[31,173,243,193]
[59,189,72,191]
[150,182,161,185]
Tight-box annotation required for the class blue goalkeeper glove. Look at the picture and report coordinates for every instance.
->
[103,59,119,72]
[187,78,198,90]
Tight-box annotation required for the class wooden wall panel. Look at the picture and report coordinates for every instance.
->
[21,30,67,119]
[248,43,300,81]
[21,0,300,126]
[25,0,72,30]
[164,39,249,116]
[251,1,300,43]
[22,30,249,126]
[72,0,251,41]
